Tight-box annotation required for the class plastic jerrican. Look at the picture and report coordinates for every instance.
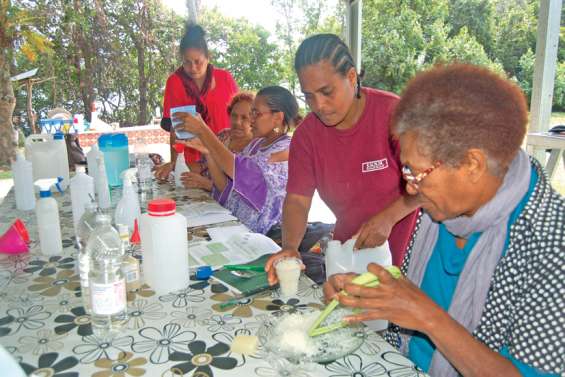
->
[11,153,35,211]
[86,144,102,195]
[35,179,63,256]
[173,143,189,188]
[140,198,189,294]
[96,156,112,209]
[70,166,95,233]
[114,168,141,232]
[25,133,70,190]
[325,238,392,331]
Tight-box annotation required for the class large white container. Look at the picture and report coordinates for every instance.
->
[325,238,392,331]
[140,198,189,294]
[86,144,102,195]
[11,153,35,211]
[25,133,70,190]
[70,167,95,233]
[35,179,63,255]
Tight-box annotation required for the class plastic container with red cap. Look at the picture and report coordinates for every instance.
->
[139,198,189,294]
[173,143,190,187]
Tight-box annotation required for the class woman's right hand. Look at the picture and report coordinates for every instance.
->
[182,138,210,154]
[265,248,301,286]
[154,162,173,181]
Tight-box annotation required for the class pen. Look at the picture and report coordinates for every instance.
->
[223,265,265,272]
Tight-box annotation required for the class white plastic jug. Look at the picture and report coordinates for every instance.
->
[325,238,393,331]
[140,198,189,295]
[70,167,95,233]
[25,133,70,190]
[11,153,35,211]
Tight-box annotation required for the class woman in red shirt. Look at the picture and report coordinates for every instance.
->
[155,23,238,179]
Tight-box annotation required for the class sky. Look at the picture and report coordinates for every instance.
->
[161,0,280,34]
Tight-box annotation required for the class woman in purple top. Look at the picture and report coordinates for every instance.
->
[174,86,301,234]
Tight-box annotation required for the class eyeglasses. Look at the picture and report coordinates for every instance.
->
[251,109,273,119]
[401,161,442,189]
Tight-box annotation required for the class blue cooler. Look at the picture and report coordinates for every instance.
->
[98,133,129,187]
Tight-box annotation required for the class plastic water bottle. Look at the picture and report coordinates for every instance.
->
[70,166,95,233]
[140,198,189,294]
[86,144,102,195]
[87,215,126,336]
[11,153,35,211]
[135,154,153,193]
[35,179,63,255]
[173,144,189,188]
[114,169,140,232]
[96,156,112,209]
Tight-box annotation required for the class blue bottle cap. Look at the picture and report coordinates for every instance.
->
[195,266,213,280]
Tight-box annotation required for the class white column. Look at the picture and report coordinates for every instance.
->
[345,0,363,73]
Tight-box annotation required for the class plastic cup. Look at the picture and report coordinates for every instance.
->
[274,257,302,297]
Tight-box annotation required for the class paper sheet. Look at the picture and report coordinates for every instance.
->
[188,232,281,268]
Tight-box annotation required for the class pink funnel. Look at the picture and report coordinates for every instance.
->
[0,219,30,254]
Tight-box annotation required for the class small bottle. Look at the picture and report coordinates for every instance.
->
[173,143,189,188]
[135,153,153,193]
[76,201,99,250]
[35,179,63,255]
[86,144,102,194]
[70,166,95,233]
[11,153,35,211]
[114,169,140,231]
[96,156,112,209]
[117,224,141,292]
[89,248,127,337]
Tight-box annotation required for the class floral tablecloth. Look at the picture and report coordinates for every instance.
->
[0,181,426,377]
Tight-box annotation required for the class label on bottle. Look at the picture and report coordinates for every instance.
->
[91,279,126,315]
[122,263,139,284]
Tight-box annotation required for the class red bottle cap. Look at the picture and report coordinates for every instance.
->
[147,198,176,217]
[173,143,185,154]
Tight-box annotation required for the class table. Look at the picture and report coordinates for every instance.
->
[0,181,426,376]
[526,132,565,179]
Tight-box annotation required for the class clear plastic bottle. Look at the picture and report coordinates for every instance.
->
[80,213,122,314]
[89,249,127,337]
[135,153,153,193]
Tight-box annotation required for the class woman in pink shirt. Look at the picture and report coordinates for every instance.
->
[266,34,421,284]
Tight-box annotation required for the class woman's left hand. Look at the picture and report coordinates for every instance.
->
[173,112,207,136]
[353,211,394,249]
[337,263,442,334]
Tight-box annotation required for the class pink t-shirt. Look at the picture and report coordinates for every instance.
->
[287,87,418,265]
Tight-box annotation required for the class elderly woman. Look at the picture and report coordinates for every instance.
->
[324,64,564,376]
[174,86,301,234]
[180,91,255,191]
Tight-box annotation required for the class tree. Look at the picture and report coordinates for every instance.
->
[0,0,51,166]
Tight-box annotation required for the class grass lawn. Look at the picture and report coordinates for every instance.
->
[552,112,565,126]
[0,170,12,180]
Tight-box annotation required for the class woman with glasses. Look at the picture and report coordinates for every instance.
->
[324,64,564,376]
[179,92,255,191]
[174,86,301,234]
[155,23,238,179]
[265,34,421,284]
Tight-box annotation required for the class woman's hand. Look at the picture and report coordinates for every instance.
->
[353,210,394,250]
[181,172,213,191]
[323,272,357,303]
[337,263,442,333]
[182,138,210,154]
[264,248,302,286]
[173,112,207,137]
[154,162,173,181]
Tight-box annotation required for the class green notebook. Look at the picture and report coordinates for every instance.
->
[212,254,276,297]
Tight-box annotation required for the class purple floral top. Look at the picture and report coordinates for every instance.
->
[212,135,291,234]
